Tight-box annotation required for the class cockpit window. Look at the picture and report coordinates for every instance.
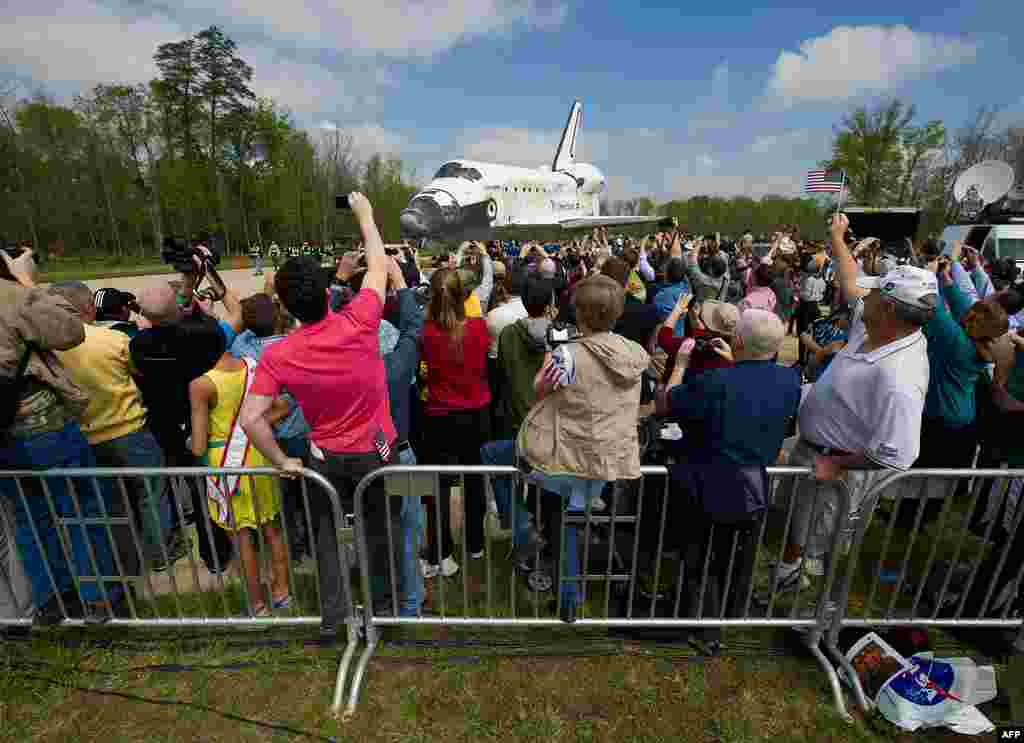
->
[434,162,483,181]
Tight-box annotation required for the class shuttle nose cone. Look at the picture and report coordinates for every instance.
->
[401,193,456,237]
[400,209,430,237]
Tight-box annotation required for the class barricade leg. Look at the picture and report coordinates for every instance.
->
[8,478,75,617]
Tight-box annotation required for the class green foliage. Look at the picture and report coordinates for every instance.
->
[0,25,418,259]
[824,100,917,207]
[659,195,828,239]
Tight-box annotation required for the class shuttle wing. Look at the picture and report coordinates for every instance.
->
[556,215,672,230]
[492,215,671,232]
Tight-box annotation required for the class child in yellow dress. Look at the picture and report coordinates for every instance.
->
[189,350,291,616]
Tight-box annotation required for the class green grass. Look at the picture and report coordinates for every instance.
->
[1,624,1013,743]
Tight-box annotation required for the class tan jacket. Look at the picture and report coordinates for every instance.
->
[519,332,649,481]
[1,281,89,429]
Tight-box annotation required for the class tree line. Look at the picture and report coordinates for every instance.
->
[0,25,416,260]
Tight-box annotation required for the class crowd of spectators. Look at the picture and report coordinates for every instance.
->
[3,205,1024,637]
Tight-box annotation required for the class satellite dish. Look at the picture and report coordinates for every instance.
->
[954,160,1015,207]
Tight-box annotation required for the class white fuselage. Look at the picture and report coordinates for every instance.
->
[400,159,607,240]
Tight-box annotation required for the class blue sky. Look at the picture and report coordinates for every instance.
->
[3,0,1022,200]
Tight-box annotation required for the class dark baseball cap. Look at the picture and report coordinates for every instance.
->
[93,288,139,319]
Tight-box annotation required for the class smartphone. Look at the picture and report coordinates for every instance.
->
[335,193,352,210]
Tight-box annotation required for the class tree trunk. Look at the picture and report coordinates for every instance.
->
[239,167,251,249]
[145,146,163,258]
[134,219,144,259]
[100,161,123,258]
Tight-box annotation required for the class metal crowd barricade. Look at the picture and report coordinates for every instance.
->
[335,464,854,721]
[0,466,355,636]
[824,468,1024,713]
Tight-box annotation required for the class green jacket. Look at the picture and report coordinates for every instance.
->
[496,317,550,439]
[922,280,984,428]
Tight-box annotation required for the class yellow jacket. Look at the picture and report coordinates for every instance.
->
[56,324,147,445]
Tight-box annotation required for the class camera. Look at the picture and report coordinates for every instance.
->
[335,193,352,210]
[693,337,725,354]
[160,237,225,301]
[546,321,581,348]
[413,281,432,307]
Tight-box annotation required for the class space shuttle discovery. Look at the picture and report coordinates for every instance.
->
[399,101,669,240]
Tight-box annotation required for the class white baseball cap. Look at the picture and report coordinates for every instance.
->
[855,265,938,312]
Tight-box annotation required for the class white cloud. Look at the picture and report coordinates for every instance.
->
[0,0,175,84]
[111,0,568,59]
[453,125,613,168]
[687,116,732,137]
[766,25,978,106]
[315,122,410,161]
[247,51,374,114]
[749,129,813,155]
[1,0,568,119]
[697,153,717,169]
[0,1,364,114]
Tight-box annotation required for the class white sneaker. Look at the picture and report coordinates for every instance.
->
[420,559,438,579]
[440,556,459,577]
[469,550,485,560]
[591,496,606,512]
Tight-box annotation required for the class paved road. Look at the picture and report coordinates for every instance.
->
[73,267,274,299]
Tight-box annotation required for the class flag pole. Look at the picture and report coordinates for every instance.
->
[834,170,847,216]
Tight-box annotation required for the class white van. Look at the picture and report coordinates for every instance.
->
[941,223,1024,273]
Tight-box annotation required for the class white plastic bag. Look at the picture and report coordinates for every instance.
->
[845,632,996,735]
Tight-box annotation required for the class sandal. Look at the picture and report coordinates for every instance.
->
[272,595,293,610]
[252,604,272,618]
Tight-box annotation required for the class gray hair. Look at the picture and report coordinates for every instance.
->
[737,308,785,360]
[887,295,936,328]
[137,284,180,325]
[49,280,94,315]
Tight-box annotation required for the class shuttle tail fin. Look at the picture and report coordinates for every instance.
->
[552,101,582,172]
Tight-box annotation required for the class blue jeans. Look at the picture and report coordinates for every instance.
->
[92,427,171,564]
[479,440,532,547]
[0,422,118,606]
[525,470,608,608]
[396,446,425,617]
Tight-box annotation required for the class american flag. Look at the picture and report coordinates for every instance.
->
[374,430,392,462]
[805,169,846,193]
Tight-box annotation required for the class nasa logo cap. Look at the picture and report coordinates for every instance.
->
[855,265,938,311]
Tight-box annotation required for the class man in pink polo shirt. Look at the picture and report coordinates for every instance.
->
[241,192,399,639]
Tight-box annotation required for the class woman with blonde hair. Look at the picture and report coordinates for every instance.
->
[418,267,492,577]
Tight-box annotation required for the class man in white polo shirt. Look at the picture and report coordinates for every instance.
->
[774,213,937,589]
